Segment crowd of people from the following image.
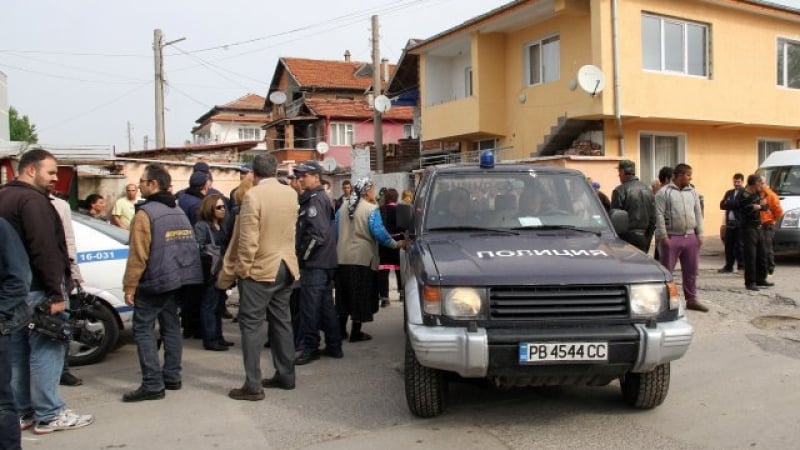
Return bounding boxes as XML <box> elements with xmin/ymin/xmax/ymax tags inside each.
<box><xmin>1</xmin><ymin>149</ymin><xmax>782</xmax><ymax>447</ymax></box>
<box><xmin>0</xmin><ymin>151</ymin><xmax>413</xmax><ymax>447</ymax></box>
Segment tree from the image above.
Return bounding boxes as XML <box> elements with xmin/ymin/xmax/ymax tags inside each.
<box><xmin>9</xmin><ymin>106</ymin><xmax>38</xmax><ymax>143</ymax></box>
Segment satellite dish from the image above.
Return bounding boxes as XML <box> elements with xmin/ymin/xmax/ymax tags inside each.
<box><xmin>373</xmin><ymin>94</ymin><xmax>392</xmax><ymax>113</ymax></box>
<box><xmin>321</xmin><ymin>157</ymin><xmax>337</xmax><ymax>173</ymax></box>
<box><xmin>576</xmin><ymin>65</ymin><xmax>605</xmax><ymax>96</ymax></box>
<box><xmin>316</xmin><ymin>141</ymin><xmax>329</xmax><ymax>155</ymax></box>
<box><xmin>269</xmin><ymin>91</ymin><xmax>287</xmax><ymax>105</ymax></box>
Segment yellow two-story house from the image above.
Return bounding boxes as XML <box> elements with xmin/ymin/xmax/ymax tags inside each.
<box><xmin>394</xmin><ymin>0</ymin><xmax>800</xmax><ymax>222</ymax></box>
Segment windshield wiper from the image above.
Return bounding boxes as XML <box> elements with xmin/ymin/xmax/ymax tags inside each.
<box><xmin>510</xmin><ymin>224</ymin><xmax>602</xmax><ymax>236</ymax></box>
<box><xmin>427</xmin><ymin>226</ymin><xmax>519</xmax><ymax>235</ymax></box>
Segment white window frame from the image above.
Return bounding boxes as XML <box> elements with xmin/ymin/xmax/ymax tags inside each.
<box><xmin>403</xmin><ymin>124</ymin><xmax>417</xmax><ymax>139</ymax></box>
<box><xmin>330</xmin><ymin>122</ymin><xmax>354</xmax><ymax>146</ymax></box>
<box><xmin>777</xmin><ymin>37</ymin><xmax>800</xmax><ymax>89</ymax></box>
<box><xmin>641</xmin><ymin>13</ymin><xmax>709</xmax><ymax>77</ymax></box>
<box><xmin>757</xmin><ymin>138</ymin><xmax>791</xmax><ymax>165</ymax></box>
<box><xmin>524</xmin><ymin>34</ymin><xmax>560</xmax><ymax>86</ymax></box>
<box><xmin>238</xmin><ymin>128</ymin><xmax>260</xmax><ymax>141</ymax></box>
<box><xmin>638</xmin><ymin>132</ymin><xmax>687</xmax><ymax>183</ymax></box>
<box><xmin>472</xmin><ymin>138</ymin><xmax>497</xmax><ymax>152</ymax></box>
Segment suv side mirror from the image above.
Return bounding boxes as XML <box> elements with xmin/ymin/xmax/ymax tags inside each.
<box><xmin>609</xmin><ymin>209</ymin><xmax>629</xmax><ymax>235</ymax></box>
<box><xmin>396</xmin><ymin>203</ymin><xmax>414</xmax><ymax>231</ymax></box>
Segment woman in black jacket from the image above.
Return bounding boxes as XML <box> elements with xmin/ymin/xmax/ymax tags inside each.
<box><xmin>377</xmin><ymin>188</ymin><xmax>403</xmax><ymax>307</ymax></box>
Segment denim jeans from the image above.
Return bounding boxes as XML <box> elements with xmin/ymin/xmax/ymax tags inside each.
<box><xmin>201</xmin><ymin>284</ymin><xmax>224</xmax><ymax>346</ymax></box>
<box><xmin>298</xmin><ymin>268</ymin><xmax>341</xmax><ymax>352</ymax></box>
<box><xmin>133</xmin><ymin>290</ymin><xmax>182</xmax><ymax>391</ymax></box>
<box><xmin>9</xmin><ymin>290</ymin><xmax>66</xmax><ymax>422</ymax></box>
<box><xmin>0</xmin><ymin>334</ymin><xmax>21</xmax><ymax>450</ymax></box>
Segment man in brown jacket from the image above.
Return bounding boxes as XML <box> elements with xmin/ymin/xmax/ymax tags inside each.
<box><xmin>218</xmin><ymin>154</ymin><xmax>300</xmax><ymax>400</ymax></box>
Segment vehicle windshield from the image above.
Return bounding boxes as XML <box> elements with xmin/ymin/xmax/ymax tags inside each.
<box><xmin>72</xmin><ymin>212</ymin><xmax>130</xmax><ymax>245</ymax></box>
<box><xmin>762</xmin><ymin>165</ymin><xmax>800</xmax><ymax>195</ymax></box>
<box><xmin>424</xmin><ymin>171</ymin><xmax>611</xmax><ymax>233</ymax></box>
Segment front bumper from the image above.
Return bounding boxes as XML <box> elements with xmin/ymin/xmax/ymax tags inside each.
<box><xmin>407</xmin><ymin>318</ymin><xmax>694</xmax><ymax>378</ymax></box>
<box><xmin>773</xmin><ymin>227</ymin><xmax>800</xmax><ymax>252</ymax></box>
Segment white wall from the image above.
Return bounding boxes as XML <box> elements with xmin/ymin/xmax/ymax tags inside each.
<box><xmin>424</xmin><ymin>53</ymin><xmax>472</xmax><ymax>106</ymax></box>
<box><xmin>192</xmin><ymin>120</ymin><xmax>265</xmax><ymax>149</ymax></box>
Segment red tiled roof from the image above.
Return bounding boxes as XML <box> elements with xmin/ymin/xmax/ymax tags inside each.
<box><xmin>304</xmin><ymin>98</ymin><xmax>412</xmax><ymax>121</ymax></box>
<box><xmin>282</xmin><ymin>57</ymin><xmax>396</xmax><ymax>90</ymax></box>
<box><xmin>222</xmin><ymin>93</ymin><xmax>266</xmax><ymax>110</ymax></box>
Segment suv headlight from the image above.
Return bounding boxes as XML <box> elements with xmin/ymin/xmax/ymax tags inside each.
<box><xmin>629</xmin><ymin>283</ymin><xmax>668</xmax><ymax>317</ymax></box>
<box><xmin>780</xmin><ymin>208</ymin><xmax>800</xmax><ymax>228</ymax></box>
<box><xmin>422</xmin><ymin>286</ymin><xmax>487</xmax><ymax>319</ymax></box>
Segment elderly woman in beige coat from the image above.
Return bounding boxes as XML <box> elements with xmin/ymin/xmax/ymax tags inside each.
<box><xmin>335</xmin><ymin>178</ymin><xmax>405</xmax><ymax>342</ymax></box>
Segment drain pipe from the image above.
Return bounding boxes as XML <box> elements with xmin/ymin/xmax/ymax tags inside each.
<box><xmin>611</xmin><ymin>0</ymin><xmax>624</xmax><ymax>156</ymax></box>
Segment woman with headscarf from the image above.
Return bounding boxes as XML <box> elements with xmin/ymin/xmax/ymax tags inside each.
<box><xmin>335</xmin><ymin>178</ymin><xmax>405</xmax><ymax>342</ymax></box>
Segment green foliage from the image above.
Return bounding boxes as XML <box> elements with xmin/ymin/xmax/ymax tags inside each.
<box><xmin>9</xmin><ymin>106</ymin><xmax>38</xmax><ymax>143</ymax></box>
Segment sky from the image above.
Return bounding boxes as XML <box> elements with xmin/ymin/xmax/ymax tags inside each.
<box><xmin>2</xmin><ymin>0</ymin><xmax>800</xmax><ymax>152</ymax></box>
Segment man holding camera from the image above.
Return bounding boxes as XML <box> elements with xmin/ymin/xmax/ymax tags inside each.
<box><xmin>0</xmin><ymin>149</ymin><xmax>93</xmax><ymax>435</ymax></box>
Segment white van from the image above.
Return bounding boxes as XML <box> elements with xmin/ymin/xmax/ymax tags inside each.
<box><xmin>757</xmin><ymin>149</ymin><xmax>800</xmax><ymax>252</ymax></box>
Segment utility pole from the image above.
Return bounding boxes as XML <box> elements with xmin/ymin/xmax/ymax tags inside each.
<box><xmin>127</xmin><ymin>121</ymin><xmax>134</xmax><ymax>151</ymax></box>
<box><xmin>153</xmin><ymin>29</ymin><xmax>185</xmax><ymax>150</ymax></box>
<box><xmin>371</xmin><ymin>15</ymin><xmax>383</xmax><ymax>173</ymax></box>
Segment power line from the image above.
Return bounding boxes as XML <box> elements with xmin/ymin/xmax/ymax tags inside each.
<box><xmin>0</xmin><ymin>62</ymin><xmax>145</xmax><ymax>85</ymax></box>
<box><xmin>0</xmin><ymin>49</ymin><xmax>151</xmax><ymax>58</ymax></box>
<box><xmin>168</xmin><ymin>84</ymin><xmax>214</xmax><ymax>109</ymax></box>
<box><xmin>171</xmin><ymin>44</ymin><xmax>264</xmax><ymax>88</ymax></box>
<box><xmin>182</xmin><ymin>0</ymin><xmax>435</xmax><ymax>55</ymax></box>
<box><xmin>4</xmin><ymin>51</ymin><xmax>148</xmax><ymax>83</ymax></box>
<box><xmin>38</xmin><ymin>81</ymin><xmax>152</xmax><ymax>132</ymax></box>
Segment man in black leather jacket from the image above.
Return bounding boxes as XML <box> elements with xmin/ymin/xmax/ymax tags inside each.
<box><xmin>611</xmin><ymin>160</ymin><xmax>657</xmax><ymax>253</ymax></box>
<box><xmin>293</xmin><ymin>161</ymin><xmax>342</xmax><ymax>365</ymax></box>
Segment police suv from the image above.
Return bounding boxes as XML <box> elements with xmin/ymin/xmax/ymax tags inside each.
<box><xmin>397</xmin><ymin>155</ymin><xmax>694</xmax><ymax>417</ymax></box>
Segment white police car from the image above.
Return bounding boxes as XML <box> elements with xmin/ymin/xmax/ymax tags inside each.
<box><xmin>69</xmin><ymin>213</ymin><xmax>132</xmax><ymax>365</ymax></box>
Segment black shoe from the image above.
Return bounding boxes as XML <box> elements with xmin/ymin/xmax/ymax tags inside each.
<box><xmin>164</xmin><ymin>381</ymin><xmax>182</xmax><ymax>391</ymax></box>
<box><xmin>349</xmin><ymin>332</ymin><xmax>372</xmax><ymax>343</ymax></box>
<box><xmin>203</xmin><ymin>343</ymin><xmax>229</xmax><ymax>351</ymax></box>
<box><xmin>261</xmin><ymin>375</ymin><xmax>295</xmax><ymax>390</ymax></box>
<box><xmin>686</xmin><ymin>301</ymin><xmax>709</xmax><ymax>312</ymax></box>
<box><xmin>756</xmin><ymin>280</ymin><xmax>775</xmax><ymax>287</ymax></box>
<box><xmin>123</xmin><ymin>386</ymin><xmax>165</xmax><ymax>402</ymax></box>
<box><xmin>717</xmin><ymin>267</ymin><xmax>734</xmax><ymax>273</ymax></box>
<box><xmin>321</xmin><ymin>347</ymin><xmax>344</xmax><ymax>358</ymax></box>
<box><xmin>219</xmin><ymin>338</ymin><xmax>235</xmax><ymax>347</ymax></box>
<box><xmin>737</xmin><ymin>266</ymin><xmax>744</xmax><ymax>271</ymax></box>
<box><xmin>768</xmin><ymin>268</ymin><xmax>775</xmax><ymax>275</ymax></box>
<box><xmin>263</xmin><ymin>340</ymin><xmax>270</xmax><ymax>348</ymax></box>
<box><xmin>221</xmin><ymin>308</ymin><xmax>234</xmax><ymax>319</ymax></box>
<box><xmin>294</xmin><ymin>350</ymin><xmax>320</xmax><ymax>365</ymax></box>
<box><xmin>380</xmin><ymin>299</ymin><xmax>390</xmax><ymax>308</ymax></box>
<box><xmin>228</xmin><ymin>387</ymin><xmax>265</xmax><ymax>401</ymax></box>
<box><xmin>60</xmin><ymin>372</ymin><xmax>83</xmax><ymax>386</ymax></box>
<box><xmin>745</xmin><ymin>284</ymin><xmax>760</xmax><ymax>291</ymax></box>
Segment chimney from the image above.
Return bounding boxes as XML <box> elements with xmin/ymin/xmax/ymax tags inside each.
<box><xmin>381</xmin><ymin>57</ymin><xmax>389</xmax><ymax>85</ymax></box>
<box><xmin>344</xmin><ymin>50</ymin><xmax>351</xmax><ymax>62</ymax></box>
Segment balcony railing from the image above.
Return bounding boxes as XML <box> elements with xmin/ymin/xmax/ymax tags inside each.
<box><xmin>418</xmin><ymin>146</ymin><xmax>512</xmax><ymax>168</ymax></box>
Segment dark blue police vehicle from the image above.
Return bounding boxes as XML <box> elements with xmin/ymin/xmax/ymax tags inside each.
<box><xmin>397</xmin><ymin>154</ymin><xmax>693</xmax><ymax>417</ymax></box>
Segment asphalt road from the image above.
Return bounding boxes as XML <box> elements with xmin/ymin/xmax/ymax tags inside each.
<box><xmin>24</xmin><ymin>241</ymin><xmax>800</xmax><ymax>449</ymax></box>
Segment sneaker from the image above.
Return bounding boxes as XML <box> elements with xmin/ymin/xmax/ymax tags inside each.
<box><xmin>60</xmin><ymin>372</ymin><xmax>83</xmax><ymax>386</ymax></box>
<box><xmin>33</xmin><ymin>409</ymin><xmax>94</xmax><ymax>435</ymax></box>
<box><xmin>20</xmin><ymin>414</ymin><xmax>34</xmax><ymax>431</ymax></box>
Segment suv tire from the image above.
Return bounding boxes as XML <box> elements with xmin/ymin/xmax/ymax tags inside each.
<box><xmin>620</xmin><ymin>362</ymin><xmax>670</xmax><ymax>409</ymax></box>
<box><xmin>404</xmin><ymin>336</ymin><xmax>446</xmax><ymax>417</ymax></box>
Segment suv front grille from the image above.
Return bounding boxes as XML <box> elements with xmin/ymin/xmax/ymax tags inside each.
<box><xmin>489</xmin><ymin>285</ymin><xmax>628</xmax><ymax>320</ymax></box>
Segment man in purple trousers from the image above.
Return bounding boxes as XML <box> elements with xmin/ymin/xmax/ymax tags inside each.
<box><xmin>654</xmin><ymin>163</ymin><xmax>709</xmax><ymax>313</ymax></box>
